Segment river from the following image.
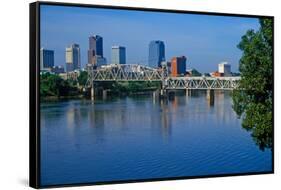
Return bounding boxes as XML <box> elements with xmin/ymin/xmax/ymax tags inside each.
<box><xmin>40</xmin><ymin>90</ymin><xmax>272</xmax><ymax>186</ymax></box>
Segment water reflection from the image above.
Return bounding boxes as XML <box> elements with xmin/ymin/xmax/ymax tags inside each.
<box><xmin>78</xmin><ymin>91</ymin><xmax>239</xmax><ymax>134</ymax></box>
<box><xmin>156</xmin><ymin>99</ymin><xmax>172</xmax><ymax>139</ymax></box>
<box><xmin>40</xmin><ymin>91</ymin><xmax>272</xmax><ymax>186</ymax></box>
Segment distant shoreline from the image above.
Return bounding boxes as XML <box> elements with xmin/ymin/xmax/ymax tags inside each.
<box><xmin>40</xmin><ymin>90</ymin><xmax>158</xmax><ymax>102</ymax></box>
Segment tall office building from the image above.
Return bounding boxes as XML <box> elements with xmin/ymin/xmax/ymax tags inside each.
<box><xmin>88</xmin><ymin>35</ymin><xmax>103</xmax><ymax>65</ymax></box>
<box><xmin>148</xmin><ymin>40</ymin><xmax>165</xmax><ymax>68</ymax></box>
<box><xmin>40</xmin><ymin>48</ymin><xmax>54</xmax><ymax>70</ymax></box>
<box><xmin>65</xmin><ymin>44</ymin><xmax>81</xmax><ymax>72</ymax></box>
<box><xmin>171</xmin><ymin>56</ymin><xmax>187</xmax><ymax>77</ymax></box>
<box><xmin>111</xmin><ymin>46</ymin><xmax>126</xmax><ymax>64</ymax></box>
<box><xmin>218</xmin><ymin>62</ymin><xmax>231</xmax><ymax>76</ymax></box>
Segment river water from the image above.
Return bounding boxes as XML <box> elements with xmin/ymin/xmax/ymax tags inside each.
<box><xmin>40</xmin><ymin>90</ymin><xmax>272</xmax><ymax>186</ymax></box>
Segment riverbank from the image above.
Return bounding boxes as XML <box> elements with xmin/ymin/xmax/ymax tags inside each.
<box><xmin>40</xmin><ymin>89</ymin><xmax>160</xmax><ymax>102</ymax></box>
<box><xmin>40</xmin><ymin>72</ymin><xmax>162</xmax><ymax>100</ymax></box>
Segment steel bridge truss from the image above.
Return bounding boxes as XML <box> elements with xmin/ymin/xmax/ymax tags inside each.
<box><xmin>165</xmin><ymin>77</ymin><xmax>240</xmax><ymax>90</ymax></box>
<box><xmin>86</xmin><ymin>64</ymin><xmax>240</xmax><ymax>90</ymax></box>
<box><xmin>87</xmin><ymin>64</ymin><xmax>165</xmax><ymax>82</ymax></box>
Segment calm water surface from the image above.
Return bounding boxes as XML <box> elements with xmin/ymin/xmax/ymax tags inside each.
<box><xmin>40</xmin><ymin>91</ymin><xmax>272</xmax><ymax>186</ymax></box>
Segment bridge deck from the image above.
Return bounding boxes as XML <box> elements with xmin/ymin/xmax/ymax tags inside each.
<box><xmin>86</xmin><ymin>64</ymin><xmax>240</xmax><ymax>90</ymax></box>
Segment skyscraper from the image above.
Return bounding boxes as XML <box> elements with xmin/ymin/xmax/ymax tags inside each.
<box><xmin>171</xmin><ymin>56</ymin><xmax>187</xmax><ymax>77</ymax></box>
<box><xmin>88</xmin><ymin>35</ymin><xmax>103</xmax><ymax>65</ymax></box>
<box><xmin>40</xmin><ymin>48</ymin><xmax>54</xmax><ymax>70</ymax></box>
<box><xmin>65</xmin><ymin>44</ymin><xmax>81</xmax><ymax>72</ymax></box>
<box><xmin>111</xmin><ymin>46</ymin><xmax>126</xmax><ymax>64</ymax></box>
<box><xmin>148</xmin><ymin>40</ymin><xmax>165</xmax><ymax>68</ymax></box>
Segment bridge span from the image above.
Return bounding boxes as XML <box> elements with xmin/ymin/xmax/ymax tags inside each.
<box><xmin>85</xmin><ymin>64</ymin><xmax>240</xmax><ymax>100</ymax></box>
<box><xmin>165</xmin><ymin>77</ymin><xmax>240</xmax><ymax>90</ymax></box>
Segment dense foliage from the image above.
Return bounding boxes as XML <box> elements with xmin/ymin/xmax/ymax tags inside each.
<box><xmin>190</xmin><ymin>69</ymin><xmax>202</xmax><ymax>76</ymax></box>
<box><xmin>40</xmin><ymin>72</ymin><xmax>161</xmax><ymax>98</ymax></box>
<box><xmin>109</xmin><ymin>81</ymin><xmax>161</xmax><ymax>94</ymax></box>
<box><xmin>232</xmin><ymin>18</ymin><xmax>273</xmax><ymax>150</ymax></box>
<box><xmin>40</xmin><ymin>73</ymin><xmax>79</xmax><ymax>97</ymax></box>
<box><xmin>77</xmin><ymin>71</ymin><xmax>88</xmax><ymax>86</ymax></box>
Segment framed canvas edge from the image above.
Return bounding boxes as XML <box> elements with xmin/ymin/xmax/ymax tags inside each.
<box><xmin>29</xmin><ymin>1</ymin><xmax>274</xmax><ymax>189</ymax></box>
<box><xmin>30</xmin><ymin>1</ymin><xmax>42</xmax><ymax>189</ymax></box>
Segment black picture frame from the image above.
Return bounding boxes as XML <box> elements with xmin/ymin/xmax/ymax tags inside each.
<box><xmin>29</xmin><ymin>1</ymin><xmax>274</xmax><ymax>188</ymax></box>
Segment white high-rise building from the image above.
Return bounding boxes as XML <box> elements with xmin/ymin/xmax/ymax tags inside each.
<box><xmin>66</xmin><ymin>44</ymin><xmax>81</xmax><ymax>72</ymax></box>
<box><xmin>218</xmin><ymin>62</ymin><xmax>231</xmax><ymax>76</ymax></box>
<box><xmin>111</xmin><ymin>46</ymin><xmax>126</xmax><ymax>64</ymax></box>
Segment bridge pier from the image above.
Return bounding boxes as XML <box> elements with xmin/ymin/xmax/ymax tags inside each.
<box><xmin>206</xmin><ymin>89</ymin><xmax>214</xmax><ymax>106</ymax></box>
<box><xmin>102</xmin><ymin>89</ymin><xmax>108</xmax><ymax>100</ymax></box>
<box><xmin>153</xmin><ymin>89</ymin><xmax>160</xmax><ymax>100</ymax></box>
<box><xmin>153</xmin><ymin>88</ymin><xmax>169</xmax><ymax>101</ymax></box>
<box><xmin>186</xmin><ymin>89</ymin><xmax>191</xmax><ymax>96</ymax></box>
<box><xmin>160</xmin><ymin>89</ymin><xmax>166</xmax><ymax>97</ymax></box>
<box><xmin>91</xmin><ymin>83</ymin><xmax>95</xmax><ymax>101</ymax></box>
<box><xmin>91</xmin><ymin>87</ymin><xmax>94</xmax><ymax>101</ymax></box>
<box><xmin>161</xmin><ymin>89</ymin><xmax>163</xmax><ymax>96</ymax></box>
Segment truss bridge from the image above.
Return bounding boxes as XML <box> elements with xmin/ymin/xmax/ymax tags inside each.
<box><xmin>87</xmin><ymin>64</ymin><xmax>240</xmax><ymax>90</ymax></box>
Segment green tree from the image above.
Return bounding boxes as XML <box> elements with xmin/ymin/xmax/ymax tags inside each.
<box><xmin>232</xmin><ymin>18</ymin><xmax>273</xmax><ymax>150</ymax></box>
<box><xmin>40</xmin><ymin>73</ymin><xmax>79</xmax><ymax>97</ymax></box>
<box><xmin>190</xmin><ymin>69</ymin><xmax>202</xmax><ymax>76</ymax></box>
<box><xmin>40</xmin><ymin>73</ymin><xmax>63</xmax><ymax>96</ymax></box>
<box><xmin>77</xmin><ymin>71</ymin><xmax>88</xmax><ymax>86</ymax></box>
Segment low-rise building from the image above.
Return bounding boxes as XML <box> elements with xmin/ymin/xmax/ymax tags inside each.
<box><xmin>51</xmin><ymin>65</ymin><xmax>65</xmax><ymax>74</ymax></box>
<box><xmin>211</xmin><ymin>71</ymin><xmax>223</xmax><ymax>77</ymax></box>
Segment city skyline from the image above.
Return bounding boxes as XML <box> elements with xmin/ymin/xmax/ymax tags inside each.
<box><xmin>40</xmin><ymin>5</ymin><xmax>260</xmax><ymax>73</ymax></box>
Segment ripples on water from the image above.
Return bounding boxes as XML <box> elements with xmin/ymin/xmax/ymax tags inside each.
<box><xmin>40</xmin><ymin>90</ymin><xmax>272</xmax><ymax>186</ymax></box>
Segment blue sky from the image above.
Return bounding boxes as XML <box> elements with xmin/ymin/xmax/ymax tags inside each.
<box><xmin>40</xmin><ymin>5</ymin><xmax>260</xmax><ymax>73</ymax></box>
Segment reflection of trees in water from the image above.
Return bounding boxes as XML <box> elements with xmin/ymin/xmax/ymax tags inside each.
<box><xmin>83</xmin><ymin>90</ymin><xmax>235</xmax><ymax>141</ymax></box>
<box><xmin>88</xmin><ymin>97</ymin><xmax>172</xmax><ymax>140</ymax></box>
<box><xmin>150</xmin><ymin>98</ymin><xmax>172</xmax><ymax>139</ymax></box>
<box><xmin>214</xmin><ymin>90</ymin><xmax>237</xmax><ymax>127</ymax></box>
<box><xmin>169</xmin><ymin>90</ymin><xmax>236</xmax><ymax>128</ymax></box>
<box><xmin>41</xmin><ymin>102</ymin><xmax>69</xmax><ymax>128</ymax></box>
<box><xmin>88</xmin><ymin>109</ymin><xmax>105</xmax><ymax>129</ymax></box>
<box><xmin>159</xmin><ymin>99</ymin><xmax>172</xmax><ymax>138</ymax></box>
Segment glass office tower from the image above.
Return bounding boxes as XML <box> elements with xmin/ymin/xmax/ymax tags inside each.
<box><xmin>148</xmin><ymin>40</ymin><xmax>165</xmax><ymax>68</ymax></box>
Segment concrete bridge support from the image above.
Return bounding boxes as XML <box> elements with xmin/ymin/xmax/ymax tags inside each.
<box><xmin>186</xmin><ymin>89</ymin><xmax>191</xmax><ymax>96</ymax></box>
<box><xmin>153</xmin><ymin>89</ymin><xmax>160</xmax><ymax>100</ymax></box>
<box><xmin>160</xmin><ymin>89</ymin><xmax>167</xmax><ymax>98</ymax></box>
<box><xmin>206</xmin><ymin>89</ymin><xmax>214</xmax><ymax>106</ymax></box>
<box><xmin>160</xmin><ymin>89</ymin><xmax>166</xmax><ymax>97</ymax></box>
<box><xmin>153</xmin><ymin>88</ymin><xmax>169</xmax><ymax>101</ymax></box>
<box><xmin>102</xmin><ymin>89</ymin><xmax>108</xmax><ymax>100</ymax></box>
<box><xmin>91</xmin><ymin>85</ymin><xmax>95</xmax><ymax>101</ymax></box>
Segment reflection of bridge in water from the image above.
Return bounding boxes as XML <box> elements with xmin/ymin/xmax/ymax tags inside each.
<box><xmin>86</xmin><ymin>64</ymin><xmax>240</xmax><ymax>101</ymax></box>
